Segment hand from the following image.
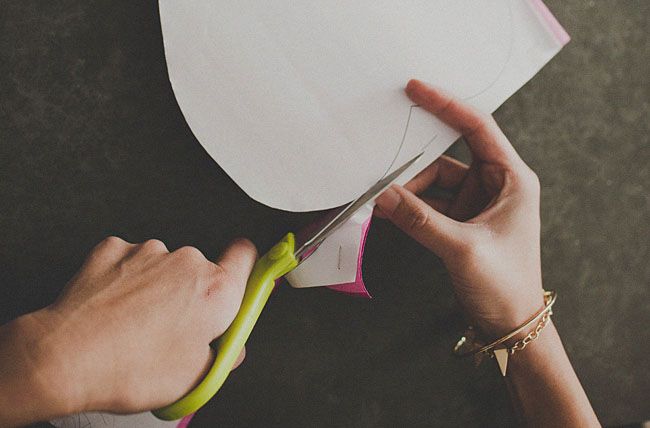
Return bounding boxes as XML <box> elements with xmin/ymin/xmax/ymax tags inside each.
<box><xmin>375</xmin><ymin>79</ymin><xmax>545</xmax><ymax>338</ymax></box>
<box><xmin>1</xmin><ymin>237</ymin><xmax>256</xmax><ymax>422</ymax></box>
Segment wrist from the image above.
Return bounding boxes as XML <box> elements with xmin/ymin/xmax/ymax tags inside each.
<box><xmin>473</xmin><ymin>289</ymin><xmax>546</xmax><ymax>340</ymax></box>
<box><xmin>503</xmin><ymin>321</ymin><xmax>599</xmax><ymax>424</ymax></box>
<box><xmin>506</xmin><ymin>320</ymin><xmax>562</xmax><ymax>367</ymax></box>
<box><xmin>0</xmin><ymin>309</ymin><xmax>87</xmax><ymax>424</ymax></box>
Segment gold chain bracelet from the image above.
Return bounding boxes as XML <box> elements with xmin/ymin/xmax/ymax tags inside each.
<box><xmin>509</xmin><ymin>309</ymin><xmax>552</xmax><ymax>353</ymax></box>
<box><xmin>453</xmin><ymin>290</ymin><xmax>557</xmax><ymax>376</ymax></box>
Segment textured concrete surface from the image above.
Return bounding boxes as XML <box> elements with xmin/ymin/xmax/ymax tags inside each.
<box><xmin>1</xmin><ymin>1</ymin><xmax>648</xmax><ymax>427</ymax></box>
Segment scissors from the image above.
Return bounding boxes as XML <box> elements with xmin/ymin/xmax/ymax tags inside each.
<box><xmin>153</xmin><ymin>153</ymin><xmax>423</xmax><ymax>420</ymax></box>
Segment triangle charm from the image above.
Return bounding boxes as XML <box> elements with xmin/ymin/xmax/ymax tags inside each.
<box><xmin>494</xmin><ymin>348</ymin><xmax>509</xmax><ymax>377</ymax></box>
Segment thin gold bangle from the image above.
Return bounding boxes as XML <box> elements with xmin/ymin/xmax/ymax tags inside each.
<box><xmin>454</xmin><ymin>290</ymin><xmax>556</xmax><ymax>358</ymax></box>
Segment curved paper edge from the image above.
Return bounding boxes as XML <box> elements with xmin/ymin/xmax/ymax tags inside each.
<box><xmin>325</xmin><ymin>214</ymin><xmax>372</xmax><ymax>298</ymax></box>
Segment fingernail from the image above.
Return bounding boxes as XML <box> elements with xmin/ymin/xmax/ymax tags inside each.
<box><xmin>375</xmin><ymin>186</ymin><xmax>401</xmax><ymax>216</ymax></box>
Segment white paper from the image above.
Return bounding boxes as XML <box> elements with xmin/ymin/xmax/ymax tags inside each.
<box><xmin>160</xmin><ymin>0</ymin><xmax>565</xmax><ymax>212</ymax></box>
<box><xmin>51</xmin><ymin>412</ymin><xmax>180</xmax><ymax>428</ymax></box>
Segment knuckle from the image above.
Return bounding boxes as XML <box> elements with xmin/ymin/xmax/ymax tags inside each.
<box><xmin>85</xmin><ymin>236</ymin><xmax>131</xmax><ymax>269</ymax></box>
<box><xmin>92</xmin><ymin>236</ymin><xmax>128</xmax><ymax>256</ymax></box>
<box><xmin>174</xmin><ymin>246</ymin><xmax>207</xmax><ymax>263</ymax></box>
<box><xmin>102</xmin><ymin>235</ymin><xmax>126</xmax><ymax>247</ymax></box>
<box><xmin>141</xmin><ymin>238</ymin><xmax>168</xmax><ymax>252</ymax></box>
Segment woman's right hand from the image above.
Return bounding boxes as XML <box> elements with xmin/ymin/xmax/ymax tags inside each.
<box><xmin>375</xmin><ymin>79</ymin><xmax>545</xmax><ymax>338</ymax></box>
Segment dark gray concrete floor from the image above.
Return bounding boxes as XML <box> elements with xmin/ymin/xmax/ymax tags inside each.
<box><xmin>1</xmin><ymin>1</ymin><xmax>648</xmax><ymax>427</ymax></box>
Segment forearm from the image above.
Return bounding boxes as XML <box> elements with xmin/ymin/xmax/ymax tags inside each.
<box><xmin>504</xmin><ymin>322</ymin><xmax>599</xmax><ymax>427</ymax></box>
<box><xmin>0</xmin><ymin>313</ymin><xmax>81</xmax><ymax>427</ymax></box>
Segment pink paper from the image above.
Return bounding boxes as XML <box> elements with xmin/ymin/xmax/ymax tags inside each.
<box><xmin>325</xmin><ymin>215</ymin><xmax>372</xmax><ymax>298</ymax></box>
<box><xmin>530</xmin><ymin>0</ymin><xmax>571</xmax><ymax>46</ymax></box>
<box><xmin>176</xmin><ymin>414</ymin><xmax>195</xmax><ymax>428</ymax></box>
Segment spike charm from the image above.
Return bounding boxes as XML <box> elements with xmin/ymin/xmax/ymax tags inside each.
<box><xmin>494</xmin><ymin>348</ymin><xmax>509</xmax><ymax>376</ymax></box>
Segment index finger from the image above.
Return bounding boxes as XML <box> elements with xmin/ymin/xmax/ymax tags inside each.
<box><xmin>405</xmin><ymin>79</ymin><xmax>522</xmax><ymax>166</ymax></box>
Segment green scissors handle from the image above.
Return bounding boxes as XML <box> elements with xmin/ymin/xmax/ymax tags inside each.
<box><xmin>153</xmin><ymin>233</ymin><xmax>299</xmax><ymax>420</ymax></box>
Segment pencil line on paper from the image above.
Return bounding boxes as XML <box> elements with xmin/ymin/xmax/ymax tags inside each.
<box><xmin>337</xmin><ymin>245</ymin><xmax>342</xmax><ymax>270</ymax></box>
<box><xmin>465</xmin><ymin>1</ymin><xmax>514</xmax><ymax>100</ymax></box>
<box><xmin>381</xmin><ymin>0</ymin><xmax>513</xmax><ymax>180</ymax></box>
<box><xmin>421</xmin><ymin>134</ymin><xmax>437</xmax><ymax>153</ymax></box>
<box><xmin>380</xmin><ymin>104</ymin><xmax>418</xmax><ymax>178</ymax></box>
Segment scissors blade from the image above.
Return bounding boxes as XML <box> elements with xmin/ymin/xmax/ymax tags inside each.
<box><xmin>294</xmin><ymin>152</ymin><xmax>424</xmax><ymax>261</ymax></box>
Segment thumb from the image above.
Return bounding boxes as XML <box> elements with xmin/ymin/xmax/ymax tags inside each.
<box><xmin>375</xmin><ymin>185</ymin><xmax>464</xmax><ymax>257</ymax></box>
<box><xmin>215</xmin><ymin>238</ymin><xmax>258</xmax><ymax>287</ymax></box>
<box><xmin>208</xmin><ymin>238</ymin><xmax>258</xmax><ymax>333</ymax></box>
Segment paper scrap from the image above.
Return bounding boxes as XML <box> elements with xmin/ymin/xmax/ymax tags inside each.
<box><xmin>51</xmin><ymin>412</ymin><xmax>193</xmax><ymax>428</ymax></box>
<box><xmin>286</xmin><ymin>205</ymin><xmax>373</xmax><ymax>297</ymax></box>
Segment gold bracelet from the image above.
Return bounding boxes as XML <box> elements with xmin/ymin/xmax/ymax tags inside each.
<box><xmin>453</xmin><ymin>290</ymin><xmax>556</xmax><ymax>376</ymax></box>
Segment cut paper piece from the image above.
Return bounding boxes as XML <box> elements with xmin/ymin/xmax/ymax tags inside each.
<box><xmin>326</xmin><ymin>214</ymin><xmax>373</xmax><ymax>298</ymax></box>
<box><xmin>286</xmin><ymin>205</ymin><xmax>372</xmax><ymax>298</ymax></box>
<box><xmin>160</xmin><ymin>0</ymin><xmax>569</xmax><ymax>212</ymax></box>
<box><xmin>51</xmin><ymin>412</ymin><xmax>194</xmax><ymax>427</ymax></box>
